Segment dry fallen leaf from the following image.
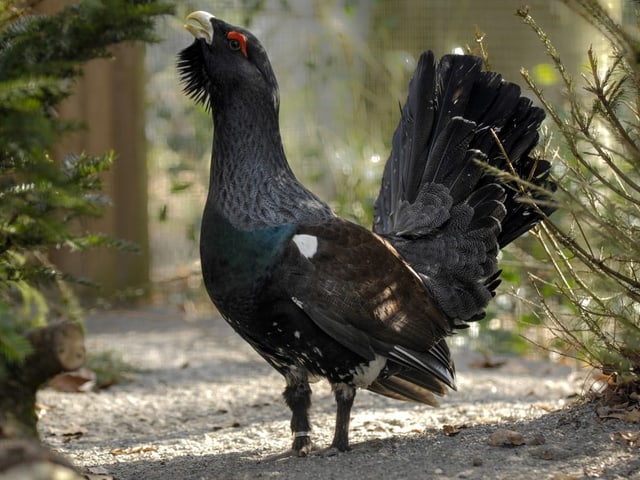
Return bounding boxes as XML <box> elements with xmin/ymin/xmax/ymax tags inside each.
<box><xmin>443</xmin><ymin>424</ymin><xmax>468</xmax><ymax>436</ymax></box>
<box><xmin>48</xmin><ymin>368</ymin><xmax>97</xmax><ymax>392</ymax></box>
<box><xmin>211</xmin><ymin>420</ymin><xmax>241</xmax><ymax>431</ymax></box>
<box><xmin>363</xmin><ymin>421</ymin><xmax>386</xmax><ymax>432</ymax></box>
<box><xmin>487</xmin><ymin>428</ymin><xmax>525</xmax><ymax>447</ymax></box>
<box><xmin>611</xmin><ymin>431</ymin><xmax>640</xmax><ymax>447</ymax></box>
<box><xmin>599</xmin><ymin>407</ymin><xmax>640</xmax><ymax>423</ymax></box>
<box><xmin>110</xmin><ymin>446</ymin><xmax>157</xmax><ymax>456</ymax></box>
<box><xmin>624</xmin><ymin>409</ymin><xmax>640</xmax><ymax>423</ymax></box>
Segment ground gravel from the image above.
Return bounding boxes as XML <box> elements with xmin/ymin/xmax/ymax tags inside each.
<box><xmin>37</xmin><ymin>307</ymin><xmax>640</xmax><ymax>480</ymax></box>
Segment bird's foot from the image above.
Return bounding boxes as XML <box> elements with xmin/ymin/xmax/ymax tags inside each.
<box><xmin>308</xmin><ymin>438</ymin><xmax>350</xmax><ymax>457</ymax></box>
<box><xmin>292</xmin><ymin>431</ymin><xmax>313</xmax><ymax>457</ymax></box>
<box><xmin>260</xmin><ymin>437</ymin><xmax>312</xmax><ymax>463</ymax></box>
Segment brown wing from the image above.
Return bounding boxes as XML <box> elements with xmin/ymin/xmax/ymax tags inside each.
<box><xmin>273</xmin><ymin>217</ymin><xmax>455</xmax><ymax>388</ymax></box>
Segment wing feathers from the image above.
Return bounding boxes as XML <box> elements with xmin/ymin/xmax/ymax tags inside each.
<box><xmin>274</xmin><ymin>218</ymin><xmax>456</xmax><ymax>396</ymax></box>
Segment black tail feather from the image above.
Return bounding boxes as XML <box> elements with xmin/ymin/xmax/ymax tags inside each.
<box><xmin>368</xmin><ymin>342</ymin><xmax>454</xmax><ymax>404</ymax></box>
<box><xmin>447</xmin><ymin>150</ymin><xmax>487</xmax><ymax>203</ymax></box>
<box><xmin>368</xmin><ymin>339</ymin><xmax>455</xmax><ymax>404</ymax></box>
<box><xmin>422</xmin><ymin>117</ymin><xmax>476</xmax><ymax>189</ymax></box>
<box><xmin>373</xmin><ymin>50</ymin><xmax>556</xmax><ymax>324</ymax></box>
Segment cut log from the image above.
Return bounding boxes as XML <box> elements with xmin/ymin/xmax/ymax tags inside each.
<box><xmin>0</xmin><ymin>322</ymin><xmax>86</xmax><ymax>439</ymax></box>
<box><xmin>0</xmin><ymin>437</ymin><xmax>83</xmax><ymax>479</ymax></box>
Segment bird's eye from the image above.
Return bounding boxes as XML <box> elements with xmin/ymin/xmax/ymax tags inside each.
<box><xmin>226</xmin><ymin>31</ymin><xmax>248</xmax><ymax>58</ymax></box>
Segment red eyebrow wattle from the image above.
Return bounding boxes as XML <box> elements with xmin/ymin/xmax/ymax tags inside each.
<box><xmin>227</xmin><ymin>31</ymin><xmax>248</xmax><ymax>58</ymax></box>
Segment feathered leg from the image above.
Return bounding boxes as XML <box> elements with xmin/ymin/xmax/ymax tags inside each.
<box><xmin>283</xmin><ymin>373</ymin><xmax>312</xmax><ymax>456</ymax></box>
<box><xmin>330</xmin><ymin>383</ymin><xmax>356</xmax><ymax>452</ymax></box>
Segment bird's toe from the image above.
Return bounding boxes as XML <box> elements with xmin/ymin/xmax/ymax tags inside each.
<box><xmin>292</xmin><ymin>434</ymin><xmax>313</xmax><ymax>457</ymax></box>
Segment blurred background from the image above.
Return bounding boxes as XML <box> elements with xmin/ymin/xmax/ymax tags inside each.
<box><xmin>42</xmin><ymin>0</ymin><xmax>628</xmax><ymax>356</ymax></box>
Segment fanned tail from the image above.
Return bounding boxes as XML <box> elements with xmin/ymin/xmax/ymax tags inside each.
<box><xmin>374</xmin><ymin>52</ymin><xmax>556</xmax><ymax>325</ymax></box>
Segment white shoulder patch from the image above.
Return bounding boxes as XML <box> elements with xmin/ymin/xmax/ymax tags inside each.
<box><xmin>292</xmin><ymin>234</ymin><xmax>318</xmax><ymax>259</ymax></box>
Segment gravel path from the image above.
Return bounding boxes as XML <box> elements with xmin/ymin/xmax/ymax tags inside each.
<box><xmin>37</xmin><ymin>307</ymin><xmax>640</xmax><ymax>479</ymax></box>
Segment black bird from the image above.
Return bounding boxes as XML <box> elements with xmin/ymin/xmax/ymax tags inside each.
<box><xmin>178</xmin><ymin>11</ymin><xmax>555</xmax><ymax>455</ymax></box>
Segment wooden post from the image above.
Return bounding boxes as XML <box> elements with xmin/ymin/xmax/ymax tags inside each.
<box><xmin>38</xmin><ymin>1</ymin><xmax>150</xmax><ymax>298</ymax></box>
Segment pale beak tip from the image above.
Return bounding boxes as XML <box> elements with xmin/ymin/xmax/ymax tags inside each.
<box><xmin>184</xmin><ymin>11</ymin><xmax>215</xmax><ymax>44</ymax></box>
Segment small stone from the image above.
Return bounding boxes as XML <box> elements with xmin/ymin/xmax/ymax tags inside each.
<box><xmin>472</xmin><ymin>457</ymin><xmax>483</xmax><ymax>466</ymax></box>
<box><xmin>434</xmin><ymin>468</ymin><xmax>444</xmax><ymax>475</ymax></box>
<box><xmin>487</xmin><ymin>428</ymin><xmax>525</xmax><ymax>447</ymax></box>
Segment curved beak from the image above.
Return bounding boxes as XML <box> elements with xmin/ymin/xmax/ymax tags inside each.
<box><xmin>185</xmin><ymin>11</ymin><xmax>215</xmax><ymax>44</ymax></box>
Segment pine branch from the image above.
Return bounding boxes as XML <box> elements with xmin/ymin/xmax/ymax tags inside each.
<box><xmin>517</xmin><ymin>3</ymin><xmax>640</xmax><ymax>382</ymax></box>
<box><xmin>0</xmin><ymin>0</ymin><xmax>174</xmax><ymax>82</ymax></box>
<box><xmin>0</xmin><ymin>0</ymin><xmax>174</xmax><ymax>390</ymax></box>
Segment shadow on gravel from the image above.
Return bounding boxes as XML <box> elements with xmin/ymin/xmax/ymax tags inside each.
<box><xmin>42</xmin><ymin>310</ymin><xmax>638</xmax><ymax>479</ymax></box>
<box><xmin>88</xmin><ymin>404</ymin><xmax>640</xmax><ymax>480</ymax></box>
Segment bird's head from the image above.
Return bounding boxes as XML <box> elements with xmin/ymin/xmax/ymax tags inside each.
<box><xmin>178</xmin><ymin>11</ymin><xmax>280</xmax><ymax>113</ymax></box>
